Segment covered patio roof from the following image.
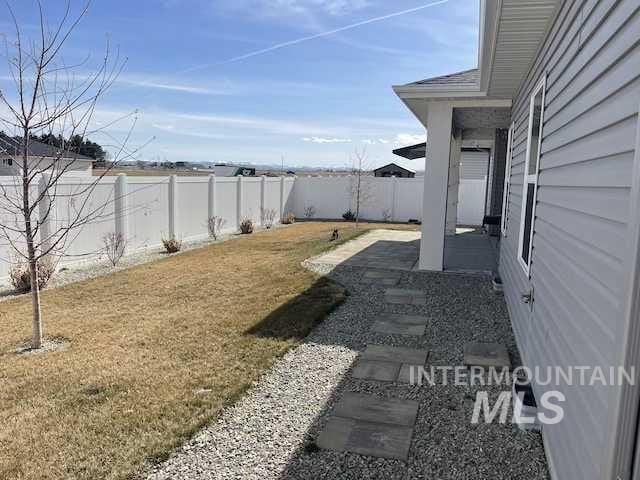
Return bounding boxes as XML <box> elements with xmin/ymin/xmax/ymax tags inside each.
<box><xmin>392</xmin><ymin>142</ymin><xmax>426</xmax><ymax>160</ymax></box>
<box><xmin>392</xmin><ymin>0</ymin><xmax>560</xmax><ymax>128</ymax></box>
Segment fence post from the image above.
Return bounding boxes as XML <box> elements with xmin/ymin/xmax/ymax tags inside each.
<box><xmin>391</xmin><ymin>175</ymin><xmax>398</xmax><ymax>222</ymax></box>
<box><xmin>38</xmin><ymin>174</ymin><xmax>52</xmax><ymax>259</ymax></box>
<box><xmin>236</xmin><ymin>175</ymin><xmax>243</xmax><ymax>229</ymax></box>
<box><xmin>208</xmin><ymin>174</ymin><xmax>216</xmax><ymax>221</ymax></box>
<box><xmin>168</xmin><ymin>175</ymin><xmax>178</xmax><ymax>239</ymax></box>
<box><xmin>279</xmin><ymin>176</ymin><xmax>286</xmax><ymax>220</ymax></box>
<box><xmin>260</xmin><ymin>175</ymin><xmax>267</xmax><ymax>225</ymax></box>
<box><xmin>114</xmin><ymin>173</ymin><xmax>128</xmax><ymax>252</ymax></box>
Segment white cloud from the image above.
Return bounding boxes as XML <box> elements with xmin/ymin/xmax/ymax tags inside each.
<box><xmin>117</xmin><ymin>77</ymin><xmax>231</xmax><ymax>96</ymax></box>
<box><xmin>224</xmin><ymin>0</ymin><xmax>371</xmax><ymax>18</ymax></box>
<box><xmin>302</xmin><ymin>136</ymin><xmax>352</xmax><ymax>143</ymax></box>
<box><xmin>394</xmin><ymin>133</ymin><xmax>426</xmax><ymax>146</ymax></box>
<box><xmin>378</xmin><ymin>138</ymin><xmax>390</xmax><ymax>144</ymax></box>
<box><xmin>362</xmin><ymin>139</ymin><xmax>376</xmax><ymax>145</ymax></box>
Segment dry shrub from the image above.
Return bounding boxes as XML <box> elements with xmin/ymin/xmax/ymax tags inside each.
<box><xmin>9</xmin><ymin>260</ymin><xmax>55</xmax><ymax>292</ymax></box>
<box><xmin>281</xmin><ymin>212</ymin><xmax>295</xmax><ymax>225</ymax></box>
<box><xmin>208</xmin><ymin>216</ymin><xmax>226</xmax><ymax>240</ymax></box>
<box><xmin>162</xmin><ymin>237</ymin><xmax>182</xmax><ymax>253</ymax></box>
<box><xmin>303</xmin><ymin>206</ymin><xmax>316</xmax><ymax>218</ymax></box>
<box><xmin>239</xmin><ymin>218</ymin><xmax>254</xmax><ymax>234</ymax></box>
<box><xmin>260</xmin><ymin>208</ymin><xmax>277</xmax><ymax>229</ymax></box>
<box><xmin>103</xmin><ymin>232</ymin><xmax>126</xmax><ymax>266</ymax></box>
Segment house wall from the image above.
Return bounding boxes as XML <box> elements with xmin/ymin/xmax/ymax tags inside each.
<box><xmin>498</xmin><ymin>1</ymin><xmax>640</xmax><ymax>479</ymax></box>
<box><xmin>0</xmin><ymin>157</ymin><xmax>92</xmax><ymax>176</ymax></box>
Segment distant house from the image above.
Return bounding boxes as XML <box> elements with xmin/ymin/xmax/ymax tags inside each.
<box><xmin>213</xmin><ymin>164</ymin><xmax>256</xmax><ymax>177</ymax></box>
<box><xmin>0</xmin><ymin>134</ymin><xmax>93</xmax><ymax>176</ymax></box>
<box><xmin>373</xmin><ymin>163</ymin><xmax>415</xmax><ymax>178</ymax></box>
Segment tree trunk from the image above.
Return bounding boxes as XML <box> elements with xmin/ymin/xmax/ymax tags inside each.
<box><xmin>21</xmin><ymin>130</ymin><xmax>44</xmax><ymax>349</ymax></box>
<box><xmin>29</xmin><ymin>258</ymin><xmax>43</xmax><ymax>349</ymax></box>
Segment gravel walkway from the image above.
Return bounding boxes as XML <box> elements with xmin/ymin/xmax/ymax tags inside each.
<box><xmin>144</xmin><ymin>258</ymin><xmax>549</xmax><ymax>479</ymax></box>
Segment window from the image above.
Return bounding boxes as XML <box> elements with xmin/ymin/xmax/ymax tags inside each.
<box><xmin>518</xmin><ymin>76</ymin><xmax>546</xmax><ymax>275</ymax></box>
<box><xmin>501</xmin><ymin>122</ymin><xmax>514</xmax><ymax>236</ymax></box>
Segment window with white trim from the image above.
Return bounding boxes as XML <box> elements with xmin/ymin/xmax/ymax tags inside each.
<box><xmin>518</xmin><ymin>76</ymin><xmax>546</xmax><ymax>275</ymax></box>
<box><xmin>501</xmin><ymin>122</ymin><xmax>514</xmax><ymax>236</ymax></box>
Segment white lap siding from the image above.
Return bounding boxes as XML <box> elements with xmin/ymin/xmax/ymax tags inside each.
<box><xmin>499</xmin><ymin>1</ymin><xmax>640</xmax><ymax>479</ymax></box>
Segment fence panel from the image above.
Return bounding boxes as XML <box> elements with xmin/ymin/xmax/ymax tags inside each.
<box><xmin>177</xmin><ymin>177</ymin><xmax>209</xmax><ymax>241</ymax></box>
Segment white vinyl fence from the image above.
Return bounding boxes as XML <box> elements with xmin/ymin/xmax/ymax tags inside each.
<box><xmin>457</xmin><ymin>178</ymin><xmax>488</xmax><ymax>226</ymax></box>
<box><xmin>0</xmin><ymin>174</ymin><xmax>425</xmax><ymax>281</ymax></box>
<box><xmin>292</xmin><ymin>176</ymin><xmax>423</xmax><ymax>223</ymax></box>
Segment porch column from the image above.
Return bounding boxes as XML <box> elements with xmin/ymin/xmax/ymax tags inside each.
<box><xmin>419</xmin><ymin>102</ymin><xmax>453</xmax><ymax>271</ymax></box>
<box><xmin>446</xmin><ymin>129</ymin><xmax>462</xmax><ymax>235</ymax></box>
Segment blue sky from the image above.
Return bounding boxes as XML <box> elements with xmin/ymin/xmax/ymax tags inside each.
<box><xmin>0</xmin><ymin>0</ymin><xmax>479</xmax><ymax>170</ymax></box>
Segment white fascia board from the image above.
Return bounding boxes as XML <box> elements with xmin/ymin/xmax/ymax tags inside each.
<box><xmin>478</xmin><ymin>0</ymin><xmax>500</xmax><ymax>93</ymax></box>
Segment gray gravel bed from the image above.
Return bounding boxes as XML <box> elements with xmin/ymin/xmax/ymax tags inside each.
<box><xmin>143</xmin><ymin>261</ymin><xmax>549</xmax><ymax>480</ymax></box>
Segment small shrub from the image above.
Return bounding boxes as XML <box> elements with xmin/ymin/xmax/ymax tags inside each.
<box><xmin>342</xmin><ymin>210</ymin><xmax>356</xmax><ymax>221</ymax></box>
<box><xmin>103</xmin><ymin>232</ymin><xmax>126</xmax><ymax>266</ymax></box>
<box><xmin>208</xmin><ymin>216</ymin><xmax>226</xmax><ymax>240</ymax></box>
<box><xmin>260</xmin><ymin>208</ymin><xmax>277</xmax><ymax>229</ymax></box>
<box><xmin>162</xmin><ymin>237</ymin><xmax>182</xmax><ymax>253</ymax></box>
<box><xmin>9</xmin><ymin>260</ymin><xmax>55</xmax><ymax>292</ymax></box>
<box><xmin>304</xmin><ymin>206</ymin><xmax>316</xmax><ymax>219</ymax></box>
<box><xmin>381</xmin><ymin>208</ymin><xmax>392</xmax><ymax>222</ymax></box>
<box><xmin>281</xmin><ymin>212</ymin><xmax>295</xmax><ymax>225</ymax></box>
<box><xmin>239</xmin><ymin>218</ymin><xmax>254</xmax><ymax>234</ymax></box>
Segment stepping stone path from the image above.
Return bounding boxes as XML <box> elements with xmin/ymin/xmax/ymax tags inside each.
<box><xmin>371</xmin><ymin>313</ymin><xmax>428</xmax><ymax>336</ymax></box>
<box><xmin>360</xmin><ymin>269</ymin><xmax>402</xmax><ymax>286</ymax></box>
<box><xmin>354</xmin><ymin>344</ymin><xmax>430</xmax><ymax>384</ymax></box>
<box><xmin>384</xmin><ymin>288</ymin><xmax>427</xmax><ymax>305</ymax></box>
<box><xmin>316</xmin><ymin>392</ymin><xmax>419</xmax><ymax>460</ymax></box>
<box><xmin>463</xmin><ymin>342</ymin><xmax>511</xmax><ymax>368</ymax></box>
<box><xmin>316</xmin><ymin>283</ymin><xmax>430</xmax><ymax>461</ymax></box>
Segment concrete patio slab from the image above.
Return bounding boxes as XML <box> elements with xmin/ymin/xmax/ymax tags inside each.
<box><xmin>384</xmin><ymin>288</ymin><xmax>427</xmax><ymax>305</ymax></box>
<box><xmin>309</xmin><ymin>229</ymin><xmax>420</xmax><ymax>271</ymax></box>
<box><xmin>332</xmin><ymin>392</ymin><xmax>419</xmax><ymax>427</ymax></box>
<box><xmin>316</xmin><ymin>417</ymin><xmax>414</xmax><ymax>461</ymax></box>
<box><xmin>362</xmin><ymin>270</ymin><xmax>403</xmax><ymax>280</ymax></box>
<box><xmin>463</xmin><ymin>342</ymin><xmax>511</xmax><ymax>368</ymax></box>
<box><xmin>360</xmin><ymin>277</ymin><xmax>400</xmax><ymax>287</ymax></box>
<box><xmin>315</xmin><ymin>417</ymin><xmax>354</xmax><ymax>452</ymax></box>
<box><xmin>346</xmin><ymin>421</ymin><xmax>414</xmax><ymax>461</ymax></box>
<box><xmin>397</xmin><ymin>364</ymin><xmax>428</xmax><ymax>384</ymax></box>
<box><xmin>361</xmin><ymin>344</ymin><xmax>429</xmax><ymax>366</ymax></box>
<box><xmin>352</xmin><ymin>359</ymin><xmax>401</xmax><ymax>382</ymax></box>
<box><xmin>371</xmin><ymin>320</ymin><xmax>426</xmax><ymax>336</ymax></box>
<box><xmin>377</xmin><ymin>313</ymin><xmax>429</xmax><ymax>325</ymax></box>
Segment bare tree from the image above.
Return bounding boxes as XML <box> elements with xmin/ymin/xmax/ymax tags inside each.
<box><xmin>348</xmin><ymin>148</ymin><xmax>374</xmax><ymax>227</ymax></box>
<box><xmin>0</xmin><ymin>1</ymin><xmax>140</xmax><ymax>349</ymax></box>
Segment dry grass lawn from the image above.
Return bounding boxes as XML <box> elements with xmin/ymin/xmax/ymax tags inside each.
<box><xmin>0</xmin><ymin>222</ymin><xmax>416</xmax><ymax>480</ymax></box>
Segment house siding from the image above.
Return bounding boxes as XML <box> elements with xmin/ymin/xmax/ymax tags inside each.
<box><xmin>498</xmin><ymin>1</ymin><xmax>640</xmax><ymax>479</ymax></box>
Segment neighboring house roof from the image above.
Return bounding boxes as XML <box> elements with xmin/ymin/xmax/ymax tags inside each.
<box><xmin>392</xmin><ymin>143</ymin><xmax>426</xmax><ymax>160</ymax></box>
<box><xmin>0</xmin><ymin>134</ymin><xmax>94</xmax><ymax>161</ymax></box>
<box><xmin>373</xmin><ymin>163</ymin><xmax>416</xmax><ymax>174</ymax></box>
<box><xmin>404</xmin><ymin>69</ymin><xmax>479</xmax><ymax>88</ymax></box>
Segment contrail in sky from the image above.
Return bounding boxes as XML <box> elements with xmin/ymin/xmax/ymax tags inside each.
<box><xmin>179</xmin><ymin>0</ymin><xmax>451</xmax><ymax>73</ymax></box>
